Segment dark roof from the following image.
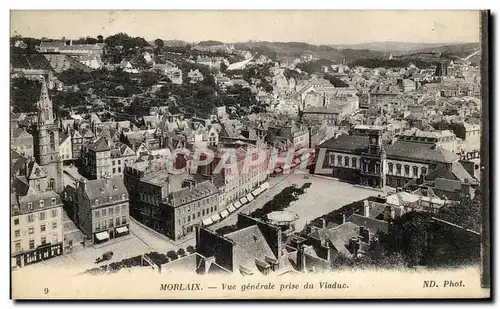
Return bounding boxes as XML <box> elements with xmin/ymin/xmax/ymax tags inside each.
<box><xmin>317</xmin><ymin>134</ymin><xmax>369</xmax><ymax>154</ymax></box>
<box><xmin>81</xmin><ymin>176</ymin><xmax>128</xmax><ymax>206</ymax></box>
<box><xmin>346</xmin><ymin>214</ymin><xmax>388</xmax><ymax>234</ymax></box>
<box><xmin>225</xmin><ymin>225</ymin><xmax>276</xmax><ymax>273</ymax></box>
<box><xmin>91</xmin><ymin>136</ymin><xmax>110</xmax><ymax>152</ymax></box>
<box><xmin>169</xmin><ymin>180</ymin><xmax>218</xmax><ymax>207</ymax></box>
<box><xmin>386</xmin><ymin>140</ymin><xmax>459</xmax><ymax>164</ymax></box>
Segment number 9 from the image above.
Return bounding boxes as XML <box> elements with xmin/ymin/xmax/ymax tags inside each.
<box><xmin>44</xmin><ymin>288</ymin><xmax>49</xmax><ymax>294</ymax></box>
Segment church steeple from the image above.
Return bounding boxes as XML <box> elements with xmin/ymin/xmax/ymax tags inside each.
<box><xmin>37</xmin><ymin>79</ymin><xmax>54</xmax><ymax>125</ymax></box>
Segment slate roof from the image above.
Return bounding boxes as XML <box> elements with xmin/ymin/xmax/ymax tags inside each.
<box><xmin>168</xmin><ymin>180</ymin><xmax>218</xmax><ymax>207</ymax></box>
<box><xmin>346</xmin><ymin>214</ymin><xmax>389</xmax><ymax>234</ymax></box>
<box><xmin>317</xmin><ymin>134</ymin><xmax>369</xmax><ymax>155</ymax></box>
<box><xmin>90</xmin><ymin>136</ymin><xmax>110</xmax><ymax>152</ymax></box>
<box><xmin>224</xmin><ymin>225</ymin><xmax>277</xmax><ymax>274</ymax></box>
<box><xmin>82</xmin><ymin>176</ymin><xmax>128</xmax><ymax>207</ymax></box>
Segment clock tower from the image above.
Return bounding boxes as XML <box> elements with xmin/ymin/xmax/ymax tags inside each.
<box><xmin>359</xmin><ymin>129</ymin><xmax>386</xmax><ymax>188</ymax></box>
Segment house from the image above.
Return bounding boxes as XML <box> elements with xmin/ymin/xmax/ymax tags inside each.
<box><xmin>72</xmin><ymin>177</ymin><xmax>130</xmax><ymax>243</ymax></box>
<box><xmin>152</xmin><ymin>62</ymin><xmax>183</xmax><ymax>84</ymax></box>
<box><xmin>11</xmin><ymin>127</ymin><xmax>34</xmax><ymax>159</ymax></box>
<box><xmin>59</xmin><ymin>134</ymin><xmax>73</xmax><ymax>162</ymax></box>
<box><xmin>187</xmin><ymin>69</ymin><xmax>204</xmax><ymax>83</ymax></box>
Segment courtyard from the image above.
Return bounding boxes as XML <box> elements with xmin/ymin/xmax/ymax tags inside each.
<box><xmin>210</xmin><ymin>173</ymin><xmax>382</xmax><ymax>232</ymax></box>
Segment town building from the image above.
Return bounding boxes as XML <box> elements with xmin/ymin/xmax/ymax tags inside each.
<box><xmin>315</xmin><ymin>127</ymin><xmax>467</xmax><ymax>189</ymax></box>
<box><xmin>11</xmin><ymin>126</ymin><xmax>34</xmax><ymax>159</ymax></box>
<box><xmin>71</xmin><ymin>177</ymin><xmax>130</xmax><ymax>243</ymax></box>
<box><xmin>11</xmin><ymin>183</ymin><xmax>64</xmax><ymax>267</ymax></box>
<box><xmin>37</xmin><ymin>41</ymin><xmax>105</xmax><ymax>56</ymax></box>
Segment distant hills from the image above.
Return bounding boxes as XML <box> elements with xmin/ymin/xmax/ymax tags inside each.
<box><xmin>331</xmin><ymin>41</ymin><xmax>479</xmax><ymax>53</ymax></box>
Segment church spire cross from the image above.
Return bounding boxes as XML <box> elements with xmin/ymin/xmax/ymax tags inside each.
<box><xmin>37</xmin><ymin>78</ymin><xmax>54</xmax><ymax>125</ymax></box>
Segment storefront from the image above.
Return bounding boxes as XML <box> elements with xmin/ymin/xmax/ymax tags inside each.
<box><xmin>115</xmin><ymin>225</ymin><xmax>129</xmax><ymax>237</ymax></box>
<box><xmin>20</xmin><ymin>243</ymin><xmax>63</xmax><ymax>267</ymax></box>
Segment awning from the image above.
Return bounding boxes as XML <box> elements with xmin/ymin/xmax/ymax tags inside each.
<box><xmin>260</xmin><ymin>182</ymin><xmax>270</xmax><ymax>191</ymax></box>
<box><xmin>211</xmin><ymin>214</ymin><xmax>221</xmax><ymax>222</ymax></box>
<box><xmin>115</xmin><ymin>226</ymin><xmax>129</xmax><ymax>234</ymax></box>
<box><xmin>240</xmin><ymin>197</ymin><xmax>249</xmax><ymax>205</ymax></box>
<box><xmin>95</xmin><ymin>231</ymin><xmax>109</xmax><ymax>241</ymax></box>
<box><xmin>246</xmin><ymin>193</ymin><xmax>254</xmax><ymax>202</ymax></box>
<box><xmin>220</xmin><ymin>210</ymin><xmax>229</xmax><ymax>218</ymax></box>
<box><xmin>233</xmin><ymin>201</ymin><xmax>242</xmax><ymax>209</ymax></box>
<box><xmin>251</xmin><ymin>188</ymin><xmax>263</xmax><ymax>197</ymax></box>
<box><xmin>202</xmin><ymin>218</ymin><xmax>213</xmax><ymax>226</ymax></box>
<box><xmin>227</xmin><ymin>205</ymin><xmax>236</xmax><ymax>213</ymax></box>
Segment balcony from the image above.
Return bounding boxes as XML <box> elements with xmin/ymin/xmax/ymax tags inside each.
<box><xmin>360</xmin><ymin>169</ymin><xmax>383</xmax><ymax>176</ymax></box>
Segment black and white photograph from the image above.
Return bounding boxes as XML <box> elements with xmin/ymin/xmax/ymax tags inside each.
<box><xmin>9</xmin><ymin>10</ymin><xmax>491</xmax><ymax>299</ymax></box>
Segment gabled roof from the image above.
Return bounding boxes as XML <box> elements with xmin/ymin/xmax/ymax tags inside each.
<box><xmin>26</xmin><ymin>161</ymin><xmax>47</xmax><ymax>180</ymax></box>
<box><xmin>12</xmin><ymin>127</ymin><xmax>32</xmax><ymax>139</ymax></box>
<box><xmin>224</xmin><ymin>225</ymin><xmax>276</xmax><ymax>273</ymax></box>
<box><xmin>91</xmin><ymin>136</ymin><xmax>110</xmax><ymax>152</ymax></box>
<box><xmin>317</xmin><ymin>134</ymin><xmax>369</xmax><ymax>154</ymax></box>
<box><xmin>386</xmin><ymin>141</ymin><xmax>459</xmax><ymax>164</ymax></box>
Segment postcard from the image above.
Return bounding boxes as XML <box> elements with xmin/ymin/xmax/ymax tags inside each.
<box><xmin>9</xmin><ymin>10</ymin><xmax>490</xmax><ymax>299</ymax></box>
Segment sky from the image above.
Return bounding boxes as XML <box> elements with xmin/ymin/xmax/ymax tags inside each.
<box><xmin>10</xmin><ymin>10</ymin><xmax>481</xmax><ymax>45</ymax></box>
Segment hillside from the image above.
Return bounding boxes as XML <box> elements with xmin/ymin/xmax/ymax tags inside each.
<box><xmin>332</xmin><ymin>41</ymin><xmax>458</xmax><ymax>53</ymax></box>
<box><xmin>405</xmin><ymin>42</ymin><xmax>480</xmax><ymax>58</ymax></box>
<box><xmin>233</xmin><ymin>41</ymin><xmax>386</xmax><ymax>62</ymax></box>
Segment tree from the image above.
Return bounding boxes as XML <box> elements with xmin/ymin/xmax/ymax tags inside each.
<box><xmin>97</xmin><ymin>35</ymin><xmax>104</xmax><ymax>43</ymax></box>
<box><xmin>177</xmin><ymin>248</ymin><xmax>186</xmax><ymax>257</ymax></box>
<box><xmin>166</xmin><ymin>250</ymin><xmax>178</xmax><ymax>261</ymax></box>
<box><xmin>220</xmin><ymin>61</ymin><xmax>228</xmax><ymax>73</ymax></box>
<box><xmin>10</xmin><ymin>78</ymin><xmax>42</xmax><ymax>113</ymax></box>
<box><xmin>186</xmin><ymin>246</ymin><xmax>195</xmax><ymax>254</ymax></box>
<box><xmin>154</xmin><ymin>39</ymin><xmax>164</xmax><ymax>49</ymax></box>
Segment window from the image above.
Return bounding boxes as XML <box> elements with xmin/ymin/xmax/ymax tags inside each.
<box><xmin>52</xmin><ymin>221</ymin><xmax>57</xmax><ymax>229</ymax></box>
<box><xmin>202</xmin><ymin>209</ymin><xmax>205</xmax><ymax>216</ymax></box>
<box><xmin>95</xmin><ymin>210</ymin><xmax>100</xmax><ymax>218</ymax></box>
<box><xmin>49</xmin><ymin>132</ymin><xmax>55</xmax><ymax>150</ymax></box>
<box><xmin>28</xmin><ymin>227</ymin><xmax>34</xmax><ymax>235</ymax></box>
<box><xmin>96</xmin><ymin>221</ymin><xmax>101</xmax><ymax>231</ymax></box>
<box><xmin>413</xmin><ymin>166</ymin><xmax>418</xmax><ymax>177</ymax></box>
<box><xmin>122</xmin><ymin>205</ymin><xmax>127</xmax><ymax>212</ymax></box>
<box><xmin>109</xmin><ymin>218</ymin><xmax>113</xmax><ymax>227</ymax></box>
<box><xmin>51</xmin><ymin>209</ymin><xmax>58</xmax><ymax>218</ymax></box>
<box><xmin>351</xmin><ymin>158</ymin><xmax>357</xmax><ymax>168</ymax></box>
<box><xmin>109</xmin><ymin>207</ymin><xmax>114</xmax><ymax>215</ymax></box>
<box><xmin>102</xmin><ymin>209</ymin><xmax>107</xmax><ymax>216</ymax></box>
<box><xmin>39</xmin><ymin>212</ymin><xmax>46</xmax><ymax>221</ymax></box>
<box><xmin>121</xmin><ymin>216</ymin><xmax>126</xmax><ymax>224</ymax></box>
<box><xmin>421</xmin><ymin>167</ymin><xmax>427</xmax><ymax>175</ymax></box>
<box><xmin>404</xmin><ymin>165</ymin><xmax>410</xmax><ymax>176</ymax></box>
<box><xmin>48</xmin><ymin>179</ymin><xmax>55</xmax><ymax>191</ymax></box>
<box><xmin>188</xmin><ymin>205</ymin><xmax>191</xmax><ymax>212</ymax></box>
<box><xmin>29</xmin><ymin>239</ymin><xmax>35</xmax><ymax>250</ymax></box>
<box><xmin>52</xmin><ymin>234</ymin><xmax>58</xmax><ymax>243</ymax></box>
<box><xmin>41</xmin><ymin>224</ymin><xmax>46</xmax><ymax>232</ymax></box>
<box><xmin>388</xmin><ymin>163</ymin><xmax>393</xmax><ymax>174</ymax></box>
<box><xmin>103</xmin><ymin>220</ymin><xmax>107</xmax><ymax>229</ymax></box>
<box><xmin>27</xmin><ymin>202</ymin><xmax>33</xmax><ymax>211</ymax></box>
<box><xmin>39</xmin><ymin>200</ymin><xmax>45</xmax><ymax>207</ymax></box>
<box><xmin>14</xmin><ymin>230</ymin><xmax>20</xmax><ymax>238</ymax></box>
<box><xmin>198</xmin><ymin>211</ymin><xmax>201</xmax><ymax>218</ymax></box>
<box><xmin>329</xmin><ymin>154</ymin><xmax>336</xmax><ymax>166</ymax></box>
<box><xmin>183</xmin><ymin>218</ymin><xmax>186</xmax><ymax>224</ymax></box>
<box><xmin>41</xmin><ymin>237</ymin><xmax>47</xmax><ymax>245</ymax></box>
<box><xmin>188</xmin><ymin>215</ymin><xmax>191</xmax><ymax>222</ymax></box>
<box><xmin>28</xmin><ymin>214</ymin><xmax>34</xmax><ymax>223</ymax></box>
<box><xmin>118</xmin><ymin>160</ymin><xmax>121</xmax><ymax>165</ymax></box>
<box><xmin>15</xmin><ymin>241</ymin><xmax>21</xmax><ymax>252</ymax></box>
<box><xmin>113</xmin><ymin>168</ymin><xmax>116</xmax><ymax>174</ymax></box>
<box><xmin>112</xmin><ymin>160</ymin><xmax>116</xmax><ymax>166</ymax></box>
<box><xmin>116</xmin><ymin>206</ymin><xmax>120</xmax><ymax>213</ymax></box>
<box><xmin>337</xmin><ymin>155</ymin><xmax>342</xmax><ymax>166</ymax></box>
<box><xmin>344</xmin><ymin>157</ymin><xmax>349</xmax><ymax>167</ymax></box>
<box><xmin>118</xmin><ymin>167</ymin><xmax>121</xmax><ymax>173</ymax></box>
<box><xmin>115</xmin><ymin>217</ymin><xmax>120</xmax><ymax>226</ymax></box>
<box><xmin>396</xmin><ymin>164</ymin><xmax>402</xmax><ymax>175</ymax></box>
<box><xmin>14</xmin><ymin>218</ymin><xmax>19</xmax><ymax>225</ymax></box>
<box><xmin>51</xmin><ymin>197</ymin><xmax>57</xmax><ymax>205</ymax></box>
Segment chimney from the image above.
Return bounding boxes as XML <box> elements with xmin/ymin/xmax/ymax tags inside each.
<box><xmin>363</xmin><ymin>200</ymin><xmax>370</xmax><ymax>217</ymax></box>
<box><xmin>320</xmin><ymin>218</ymin><xmax>326</xmax><ymax>229</ymax></box>
<box><xmin>79</xmin><ymin>178</ymin><xmax>87</xmax><ymax>191</ymax></box>
<box><xmin>69</xmin><ymin>39</ymin><xmax>73</xmax><ymax>46</ymax></box>
<box><xmin>341</xmin><ymin>213</ymin><xmax>346</xmax><ymax>224</ymax></box>
<box><xmin>297</xmin><ymin>245</ymin><xmax>307</xmax><ymax>272</ymax></box>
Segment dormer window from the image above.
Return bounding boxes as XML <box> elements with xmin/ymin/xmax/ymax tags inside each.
<box><xmin>51</xmin><ymin>197</ymin><xmax>57</xmax><ymax>205</ymax></box>
<box><xmin>95</xmin><ymin>199</ymin><xmax>99</xmax><ymax>205</ymax></box>
<box><xmin>121</xmin><ymin>194</ymin><xmax>126</xmax><ymax>200</ymax></box>
<box><xmin>39</xmin><ymin>200</ymin><xmax>45</xmax><ymax>207</ymax></box>
<box><xmin>27</xmin><ymin>203</ymin><xmax>33</xmax><ymax>211</ymax></box>
<box><xmin>108</xmin><ymin>196</ymin><xmax>113</xmax><ymax>201</ymax></box>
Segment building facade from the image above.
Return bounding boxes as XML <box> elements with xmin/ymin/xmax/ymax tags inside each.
<box><xmin>11</xmin><ymin>190</ymin><xmax>64</xmax><ymax>267</ymax></box>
